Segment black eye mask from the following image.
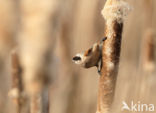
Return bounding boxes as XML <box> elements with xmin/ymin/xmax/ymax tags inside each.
<box><xmin>73</xmin><ymin>56</ymin><xmax>81</xmax><ymax>61</ymax></box>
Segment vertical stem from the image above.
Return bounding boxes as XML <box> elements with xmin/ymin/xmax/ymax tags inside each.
<box><xmin>18</xmin><ymin>1</ymin><xmax>57</xmax><ymax>113</ymax></box>
<box><xmin>30</xmin><ymin>94</ymin><xmax>41</xmax><ymax>113</ymax></box>
<box><xmin>96</xmin><ymin>0</ymin><xmax>130</xmax><ymax>112</ymax></box>
<box><xmin>10</xmin><ymin>50</ymin><xmax>23</xmax><ymax>113</ymax></box>
<box><xmin>41</xmin><ymin>88</ymin><xmax>49</xmax><ymax>113</ymax></box>
<box><xmin>30</xmin><ymin>89</ymin><xmax>49</xmax><ymax>113</ymax></box>
<box><xmin>143</xmin><ymin>0</ymin><xmax>153</xmax><ymax>28</ymax></box>
<box><xmin>97</xmin><ymin>21</ymin><xmax>123</xmax><ymax>113</ymax></box>
<box><xmin>141</xmin><ymin>30</ymin><xmax>155</xmax><ymax>72</ymax></box>
<box><xmin>140</xmin><ymin>0</ymin><xmax>155</xmax><ymax>72</ymax></box>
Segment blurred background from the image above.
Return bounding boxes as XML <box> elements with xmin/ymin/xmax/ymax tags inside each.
<box><xmin>0</xmin><ymin>0</ymin><xmax>155</xmax><ymax>113</ymax></box>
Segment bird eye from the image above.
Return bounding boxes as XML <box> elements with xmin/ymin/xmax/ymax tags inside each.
<box><xmin>102</xmin><ymin>37</ymin><xmax>107</xmax><ymax>41</ymax></box>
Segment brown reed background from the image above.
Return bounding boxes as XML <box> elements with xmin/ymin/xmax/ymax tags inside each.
<box><xmin>0</xmin><ymin>0</ymin><xmax>155</xmax><ymax>113</ymax></box>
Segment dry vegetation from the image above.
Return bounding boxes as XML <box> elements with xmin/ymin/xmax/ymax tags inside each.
<box><xmin>0</xmin><ymin>0</ymin><xmax>155</xmax><ymax>113</ymax></box>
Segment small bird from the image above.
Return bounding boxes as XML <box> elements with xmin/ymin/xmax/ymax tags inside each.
<box><xmin>72</xmin><ymin>37</ymin><xmax>107</xmax><ymax>75</ymax></box>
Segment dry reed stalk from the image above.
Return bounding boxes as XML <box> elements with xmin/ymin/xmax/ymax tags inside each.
<box><xmin>138</xmin><ymin>30</ymin><xmax>155</xmax><ymax>102</ymax></box>
<box><xmin>0</xmin><ymin>1</ymin><xmax>16</xmax><ymax>61</ymax></box>
<box><xmin>139</xmin><ymin>0</ymin><xmax>155</xmax><ymax>73</ymax></box>
<box><xmin>18</xmin><ymin>0</ymin><xmax>58</xmax><ymax>113</ymax></box>
<box><xmin>97</xmin><ymin>0</ymin><xmax>130</xmax><ymax>113</ymax></box>
<box><xmin>59</xmin><ymin>22</ymin><xmax>77</xmax><ymax>113</ymax></box>
<box><xmin>136</xmin><ymin>0</ymin><xmax>155</xmax><ymax>104</ymax></box>
<box><xmin>52</xmin><ymin>2</ymin><xmax>80</xmax><ymax>112</ymax></box>
<box><xmin>30</xmin><ymin>89</ymin><xmax>49</xmax><ymax>113</ymax></box>
<box><xmin>9</xmin><ymin>50</ymin><xmax>24</xmax><ymax>113</ymax></box>
<box><xmin>0</xmin><ymin>1</ymin><xmax>16</xmax><ymax>112</ymax></box>
<box><xmin>141</xmin><ymin>29</ymin><xmax>155</xmax><ymax>72</ymax></box>
<box><xmin>143</xmin><ymin>0</ymin><xmax>153</xmax><ymax>28</ymax></box>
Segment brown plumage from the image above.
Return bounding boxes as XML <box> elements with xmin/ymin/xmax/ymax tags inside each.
<box><xmin>73</xmin><ymin>37</ymin><xmax>107</xmax><ymax>74</ymax></box>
